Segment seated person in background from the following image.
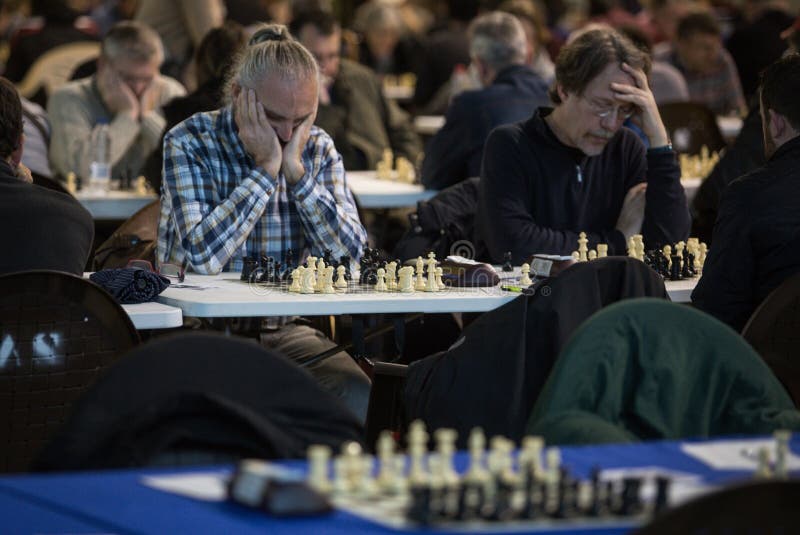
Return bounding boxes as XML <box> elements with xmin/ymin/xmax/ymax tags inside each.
<box><xmin>20</xmin><ymin>96</ymin><xmax>53</xmax><ymax>178</ymax></box>
<box><xmin>290</xmin><ymin>9</ymin><xmax>421</xmax><ymax>171</ymax></box>
<box><xmin>48</xmin><ymin>21</ymin><xmax>185</xmax><ymax>186</ymax></box>
<box><xmin>352</xmin><ymin>1</ymin><xmax>421</xmax><ymax>77</ymax></box>
<box><xmin>655</xmin><ymin>10</ymin><xmax>747</xmax><ymax>117</ymax></box>
<box><xmin>157</xmin><ymin>25</ymin><xmax>370</xmax><ymax>422</ymax></box>
<box><xmin>498</xmin><ymin>0</ymin><xmax>555</xmax><ymax>85</ymax></box>
<box><xmin>618</xmin><ymin>24</ymin><xmax>689</xmax><ymax>105</ymax></box>
<box><xmin>0</xmin><ymin>78</ymin><xmax>93</xmax><ymax>276</ymax></box>
<box><xmin>421</xmin><ymin>11</ymin><xmax>550</xmax><ymax>190</ymax></box>
<box><xmin>142</xmin><ymin>21</ymin><xmax>247</xmax><ymax>193</ymax></box>
<box><xmin>477</xmin><ymin>27</ymin><xmax>690</xmax><ymax>263</ymax></box>
<box><xmin>692</xmin><ymin>54</ymin><xmax>800</xmax><ymax>332</ymax></box>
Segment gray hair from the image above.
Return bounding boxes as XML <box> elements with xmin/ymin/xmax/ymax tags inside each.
<box><xmin>224</xmin><ymin>23</ymin><xmax>318</xmax><ymax>102</ymax></box>
<box><xmin>469</xmin><ymin>11</ymin><xmax>527</xmax><ymax>72</ymax></box>
<box><xmin>101</xmin><ymin>21</ymin><xmax>164</xmax><ymax>64</ymax></box>
<box><xmin>353</xmin><ymin>1</ymin><xmax>405</xmax><ymax>34</ymax></box>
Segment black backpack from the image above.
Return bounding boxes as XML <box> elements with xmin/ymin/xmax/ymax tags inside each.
<box><xmin>393</xmin><ymin>177</ymin><xmax>483</xmax><ymax>261</ymax></box>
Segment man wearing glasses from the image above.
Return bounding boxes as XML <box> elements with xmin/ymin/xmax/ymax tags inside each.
<box><xmin>48</xmin><ymin>21</ymin><xmax>185</xmax><ymax>184</ymax></box>
<box><xmin>477</xmin><ymin>27</ymin><xmax>690</xmax><ymax>263</ymax></box>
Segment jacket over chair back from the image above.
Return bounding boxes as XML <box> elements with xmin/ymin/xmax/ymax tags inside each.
<box><xmin>34</xmin><ymin>332</ymin><xmax>364</xmax><ymax>471</ymax></box>
<box><xmin>0</xmin><ymin>270</ymin><xmax>139</xmax><ymax>472</ymax></box>
<box><xmin>742</xmin><ymin>271</ymin><xmax>800</xmax><ymax>407</ymax></box>
<box><xmin>527</xmin><ymin>298</ymin><xmax>800</xmax><ymax>445</ymax></box>
<box><xmin>403</xmin><ymin>257</ymin><xmax>668</xmax><ymax>446</ymax></box>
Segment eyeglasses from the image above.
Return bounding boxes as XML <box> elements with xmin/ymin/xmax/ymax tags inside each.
<box><xmin>127</xmin><ymin>259</ymin><xmax>185</xmax><ymax>283</ymax></box>
<box><xmin>584</xmin><ymin>97</ymin><xmax>635</xmax><ymax>120</ymax></box>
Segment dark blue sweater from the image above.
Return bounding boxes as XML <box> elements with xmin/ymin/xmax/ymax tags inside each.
<box><xmin>421</xmin><ymin>64</ymin><xmax>550</xmax><ymax>190</ymax></box>
<box><xmin>476</xmin><ymin>108</ymin><xmax>691</xmax><ymax>263</ymax></box>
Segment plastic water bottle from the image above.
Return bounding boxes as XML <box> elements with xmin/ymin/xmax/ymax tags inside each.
<box><xmin>89</xmin><ymin>121</ymin><xmax>111</xmax><ymax>194</ymax></box>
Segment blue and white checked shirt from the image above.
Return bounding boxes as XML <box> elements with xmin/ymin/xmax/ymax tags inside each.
<box><xmin>157</xmin><ymin>106</ymin><xmax>367</xmax><ymax>275</ymax></box>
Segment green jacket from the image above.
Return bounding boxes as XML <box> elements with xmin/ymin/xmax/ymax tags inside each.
<box><xmin>527</xmin><ymin>298</ymin><xmax>800</xmax><ymax>444</ymax></box>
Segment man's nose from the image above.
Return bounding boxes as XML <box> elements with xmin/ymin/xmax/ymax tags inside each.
<box><xmin>275</xmin><ymin>123</ymin><xmax>293</xmax><ymax>143</ymax></box>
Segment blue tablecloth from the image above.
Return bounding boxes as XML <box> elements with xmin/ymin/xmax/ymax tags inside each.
<box><xmin>1</xmin><ymin>436</ymin><xmax>797</xmax><ymax>534</ymax></box>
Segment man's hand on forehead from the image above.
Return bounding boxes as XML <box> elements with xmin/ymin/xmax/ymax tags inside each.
<box><xmin>610</xmin><ymin>62</ymin><xmax>670</xmax><ymax>147</ymax></box>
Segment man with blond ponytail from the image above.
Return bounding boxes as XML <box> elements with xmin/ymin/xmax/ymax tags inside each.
<box><xmin>157</xmin><ymin>24</ymin><xmax>370</xmax><ymax>422</ymax></box>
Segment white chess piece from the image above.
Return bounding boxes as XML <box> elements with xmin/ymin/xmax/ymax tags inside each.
<box><xmin>334</xmin><ymin>265</ymin><xmax>348</xmax><ymax>289</ymax></box>
<box><xmin>434</xmin><ymin>428</ymin><xmax>459</xmax><ymax>487</ymax></box>
<box><xmin>386</xmin><ymin>261</ymin><xmax>398</xmax><ymax>291</ymax></box>
<box><xmin>578</xmin><ymin>232</ymin><xmax>588</xmax><ymax>262</ymax></box>
<box><xmin>398</xmin><ymin>266</ymin><xmax>415</xmax><ymax>293</ymax></box>
<box><xmin>633</xmin><ymin>234</ymin><xmax>645</xmax><ymax>262</ymax></box>
<box><xmin>376</xmin><ymin>431</ymin><xmax>398</xmax><ymax>493</ymax></box>
<box><xmin>415</xmin><ymin>256</ymin><xmax>426</xmax><ymax>291</ymax></box>
<box><xmin>520</xmin><ymin>435</ymin><xmax>544</xmax><ymax>481</ymax></box>
<box><xmin>315</xmin><ymin>258</ymin><xmax>327</xmax><ymax>292</ymax></box>
<box><xmin>375</xmin><ymin>268</ymin><xmax>388</xmax><ymax>291</ymax></box>
<box><xmin>597</xmin><ymin>244</ymin><xmax>608</xmax><ymax>258</ymax></box>
<box><xmin>464</xmin><ymin>427</ymin><xmax>488</xmax><ymax>483</ymax></box>
<box><xmin>435</xmin><ymin>267</ymin><xmax>445</xmax><ymax>291</ymax></box>
<box><xmin>520</xmin><ymin>263</ymin><xmax>533</xmax><ymax>286</ymax></box>
<box><xmin>588</xmin><ymin>250</ymin><xmax>597</xmax><ymax>261</ymax></box>
<box><xmin>65</xmin><ymin>172</ymin><xmax>77</xmax><ymax>194</ymax></box>
<box><xmin>321</xmin><ymin>266</ymin><xmax>335</xmax><ymax>294</ymax></box>
<box><xmin>307</xmin><ymin>444</ymin><xmax>332</xmax><ymax>493</ymax></box>
<box><xmin>289</xmin><ymin>267</ymin><xmax>302</xmax><ymax>292</ymax></box>
<box><xmin>301</xmin><ymin>267</ymin><xmax>316</xmax><ymax>294</ymax></box>
<box><xmin>774</xmin><ymin>430</ymin><xmax>791</xmax><ymax>479</ymax></box>
<box><xmin>425</xmin><ymin>252</ymin><xmax>438</xmax><ymax>292</ymax></box>
<box><xmin>571</xmin><ymin>251</ymin><xmax>580</xmax><ymax>261</ymax></box>
<box><xmin>628</xmin><ymin>237</ymin><xmax>637</xmax><ymax>258</ymax></box>
<box><xmin>407</xmin><ymin>420</ymin><xmax>429</xmax><ymax>485</ymax></box>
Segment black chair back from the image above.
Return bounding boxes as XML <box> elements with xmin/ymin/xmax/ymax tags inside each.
<box><xmin>742</xmin><ymin>271</ymin><xmax>800</xmax><ymax>406</ymax></box>
<box><xmin>0</xmin><ymin>270</ymin><xmax>139</xmax><ymax>472</ymax></box>
<box><xmin>34</xmin><ymin>332</ymin><xmax>364</xmax><ymax>471</ymax></box>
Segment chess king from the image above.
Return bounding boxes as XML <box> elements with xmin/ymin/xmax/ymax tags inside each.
<box><xmin>156</xmin><ymin>24</ymin><xmax>370</xmax><ymax>423</ymax></box>
<box><xmin>476</xmin><ymin>26</ymin><xmax>690</xmax><ymax>264</ymax></box>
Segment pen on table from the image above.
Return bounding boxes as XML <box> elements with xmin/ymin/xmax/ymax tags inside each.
<box><xmin>501</xmin><ymin>284</ymin><xmax>524</xmax><ymax>293</ymax></box>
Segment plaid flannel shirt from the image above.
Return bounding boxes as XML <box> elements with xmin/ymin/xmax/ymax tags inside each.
<box><xmin>157</xmin><ymin>106</ymin><xmax>366</xmax><ymax>274</ymax></box>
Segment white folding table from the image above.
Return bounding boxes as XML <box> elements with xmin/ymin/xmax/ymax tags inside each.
<box><xmin>346</xmin><ymin>171</ymin><xmax>436</xmax><ymax>209</ymax></box>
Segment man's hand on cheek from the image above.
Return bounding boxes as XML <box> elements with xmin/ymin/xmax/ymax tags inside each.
<box><xmin>235</xmin><ymin>88</ymin><xmax>281</xmax><ymax>178</ymax></box>
<box><xmin>281</xmin><ymin>113</ymin><xmax>315</xmax><ymax>184</ymax></box>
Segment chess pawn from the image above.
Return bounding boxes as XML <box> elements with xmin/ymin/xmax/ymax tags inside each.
<box><xmin>398</xmin><ymin>266</ymin><xmax>415</xmax><ymax>292</ymax></box>
<box><xmin>588</xmin><ymin>250</ymin><xmax>597</xmax><ymax>261</ymax></box>
<box><xmin>301</xmin><ymin>266</ymin><xmax>316</xmax><ymax>294</ymax></box>
<box><xmin>415</xmin><ymin>256</ymin><xmax>426</xmax><ymax>291</ymax></box>
<box><xmin>289</xmin><ymin>267</ymin><xmax>302</xmax><ymax>292</ymax></box>
<box><xmin>135</xmin><ymin>175</ymin><xmax>148</xmax><ymax>195</ymax></box>
<box><xmin>321</xmin><ymin>266</ymin><xmax>336</xmax><ymax>294</ymax></box>
<box><xmin>434</xmin><ymin>428</ymin><xmax>459</xmax><ymax>487</ymax></box>
<box><xmin>571</xmin><ymin>251</ymin><xmax>580</xmax><ymax>262</ymax></box>
<box><xmin>435</xmin><ymin>267</ymin><xmax>445</xmax><ymax>291</ymax></box>
<box><xmin>334</xmin><ymin>265</ymin><xmax>348</xmax><ymax>290</ymax></box>
<box><xmin>375</xmin><ymin>268</ymin><xmax>388</xmax><ymax>291</ymax></box>
<box><xmin>520</xmin><ymin>263</ymin><xmax>533</xmax><ymax>286</ymax></box>
<box><xmin>578</xmin><ymin>232</ymin><xmax>588</xmax><ymax>262</ymax></box>
<box><xmin>597</xmin><ymin>244</ymin><xmax>608</xmax><ymax>258</ymax></box>
<box><xmin>407</xmin><ymin>420</ymin><xmax>429</xmax><ymax>486</ymax></box>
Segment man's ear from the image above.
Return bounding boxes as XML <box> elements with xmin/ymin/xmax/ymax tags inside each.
<box><xmin>768</xmin><ymin>109</ymin><xmax>786</xmax><ymax>139</ymax></box>
<box><xmin>10</xmin><ymin>132</ymin><xmax>23</xmax><ymax>167</ymax></box>
<box><xmin>556</xmin><ymin>83</ymin><xmax>569</xmax><ymax>103</ymax></box>
<box><xmin>231</xmin><ymin>82</ymin><xmax>242</xmax><ymax>99</ymax></box>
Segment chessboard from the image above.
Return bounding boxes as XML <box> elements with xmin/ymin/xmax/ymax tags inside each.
<box><xmin>228</xmin><ymin>421</ymin><xmax>798</xmax><ymax>532</ymax></box>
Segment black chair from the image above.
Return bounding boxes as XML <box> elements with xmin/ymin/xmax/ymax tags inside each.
<box><xmin>637</xmin><ymin>480</ymin><xmax>800</xmax><ymax>534</ymax></box>
<box><xmin>0</xmin><ymin>270</ymin><xmax>139</xmax><ymax>472</ymax></box>
<box><xmin>34</xmin><ymin>332</ymin><xmax>364</xmax><ymax>471</ymax></box>
<box><xmin>401</xmin><ymin>257</ymin><xmax>669</xmax><ymax>447</ymax></box>
<box><xmin>659</xmin><ymin>102</ymin><xmax>727</xmax><ymax>155</ymax></box>
<box><xmin>742</xmin><ymin>271</ymin><xmax>800</xmax><ymax>407</ymax></box>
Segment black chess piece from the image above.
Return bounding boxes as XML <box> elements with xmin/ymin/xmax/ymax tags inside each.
<box><xmin>653</xmin><ymin>476</ymin><xmax>671</xmax><ymax>515</ymax></box>
<box><xmin>241</xmin><ymin>257</ymin><xmax>258</xmax><ymax>282</ymax></box>
<box><xmin>554</xmin><ymin>468</ymin><xmax>578</xmax><ymax>518</ymax></box>
<box><xmin>408</xmin><ymin>483</ymin><xmax>434</xmax><ymax>526</ymax></box>
<box><xmin>322</xmin><ymin>248</ymin><xmax>333</xmax><ymax>267</ymax></box>
<box><xmin>284</xmin><ymin>248</ymin><xmax>294</xmax><ymax>269</ymax></box>
<box><xmin>491</xmin><ymin>478</ymin><xmax>516</xmax><ymax>521</ymax></box>
<box><xmin>616</xmin><ymin>477</ymin><xmax>643</xmax><ymax>516</ymax></box>
<box><xmin>339</xmin><ymin>255</ymin><xmax>352</xmax><ymax>280</ymax></box>
<box><xmin>456</xmin><ymin>480</ymin><xmax>483</xmax><ymax>520</ymax></box>
<box><xmin>522</xmin><ymin>478</ymin><xmax>544</xmax><ymax>519</ymax></box>
<box><xmin>669</xmin><ymin>254</ymin><xmax>683</xmax><ymax>281</ymax></box>
<box><xmin>502</xmin><ymin>251</ymin><xmax>514</xmax><ymax>272</ymax></box>
<box><xmin>587</xmin><ymin>467</ymin><xmax>605</xmax><ymax>517</ymax></box>
<box><xmin>258</xmin><ymin>256</ymin><xmax>276</xmax><ymax>283</ymax></box>
<box><xmin>683</xmin><ymin>252</ymin><xmax>696</xmax><ymax>278</ymax></box>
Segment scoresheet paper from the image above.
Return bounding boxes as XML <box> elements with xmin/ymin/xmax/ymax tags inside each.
<box><xmin>681</xmin><ymin>437</ymin><xmax>800</xmax><ymax>471</ymax></box>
